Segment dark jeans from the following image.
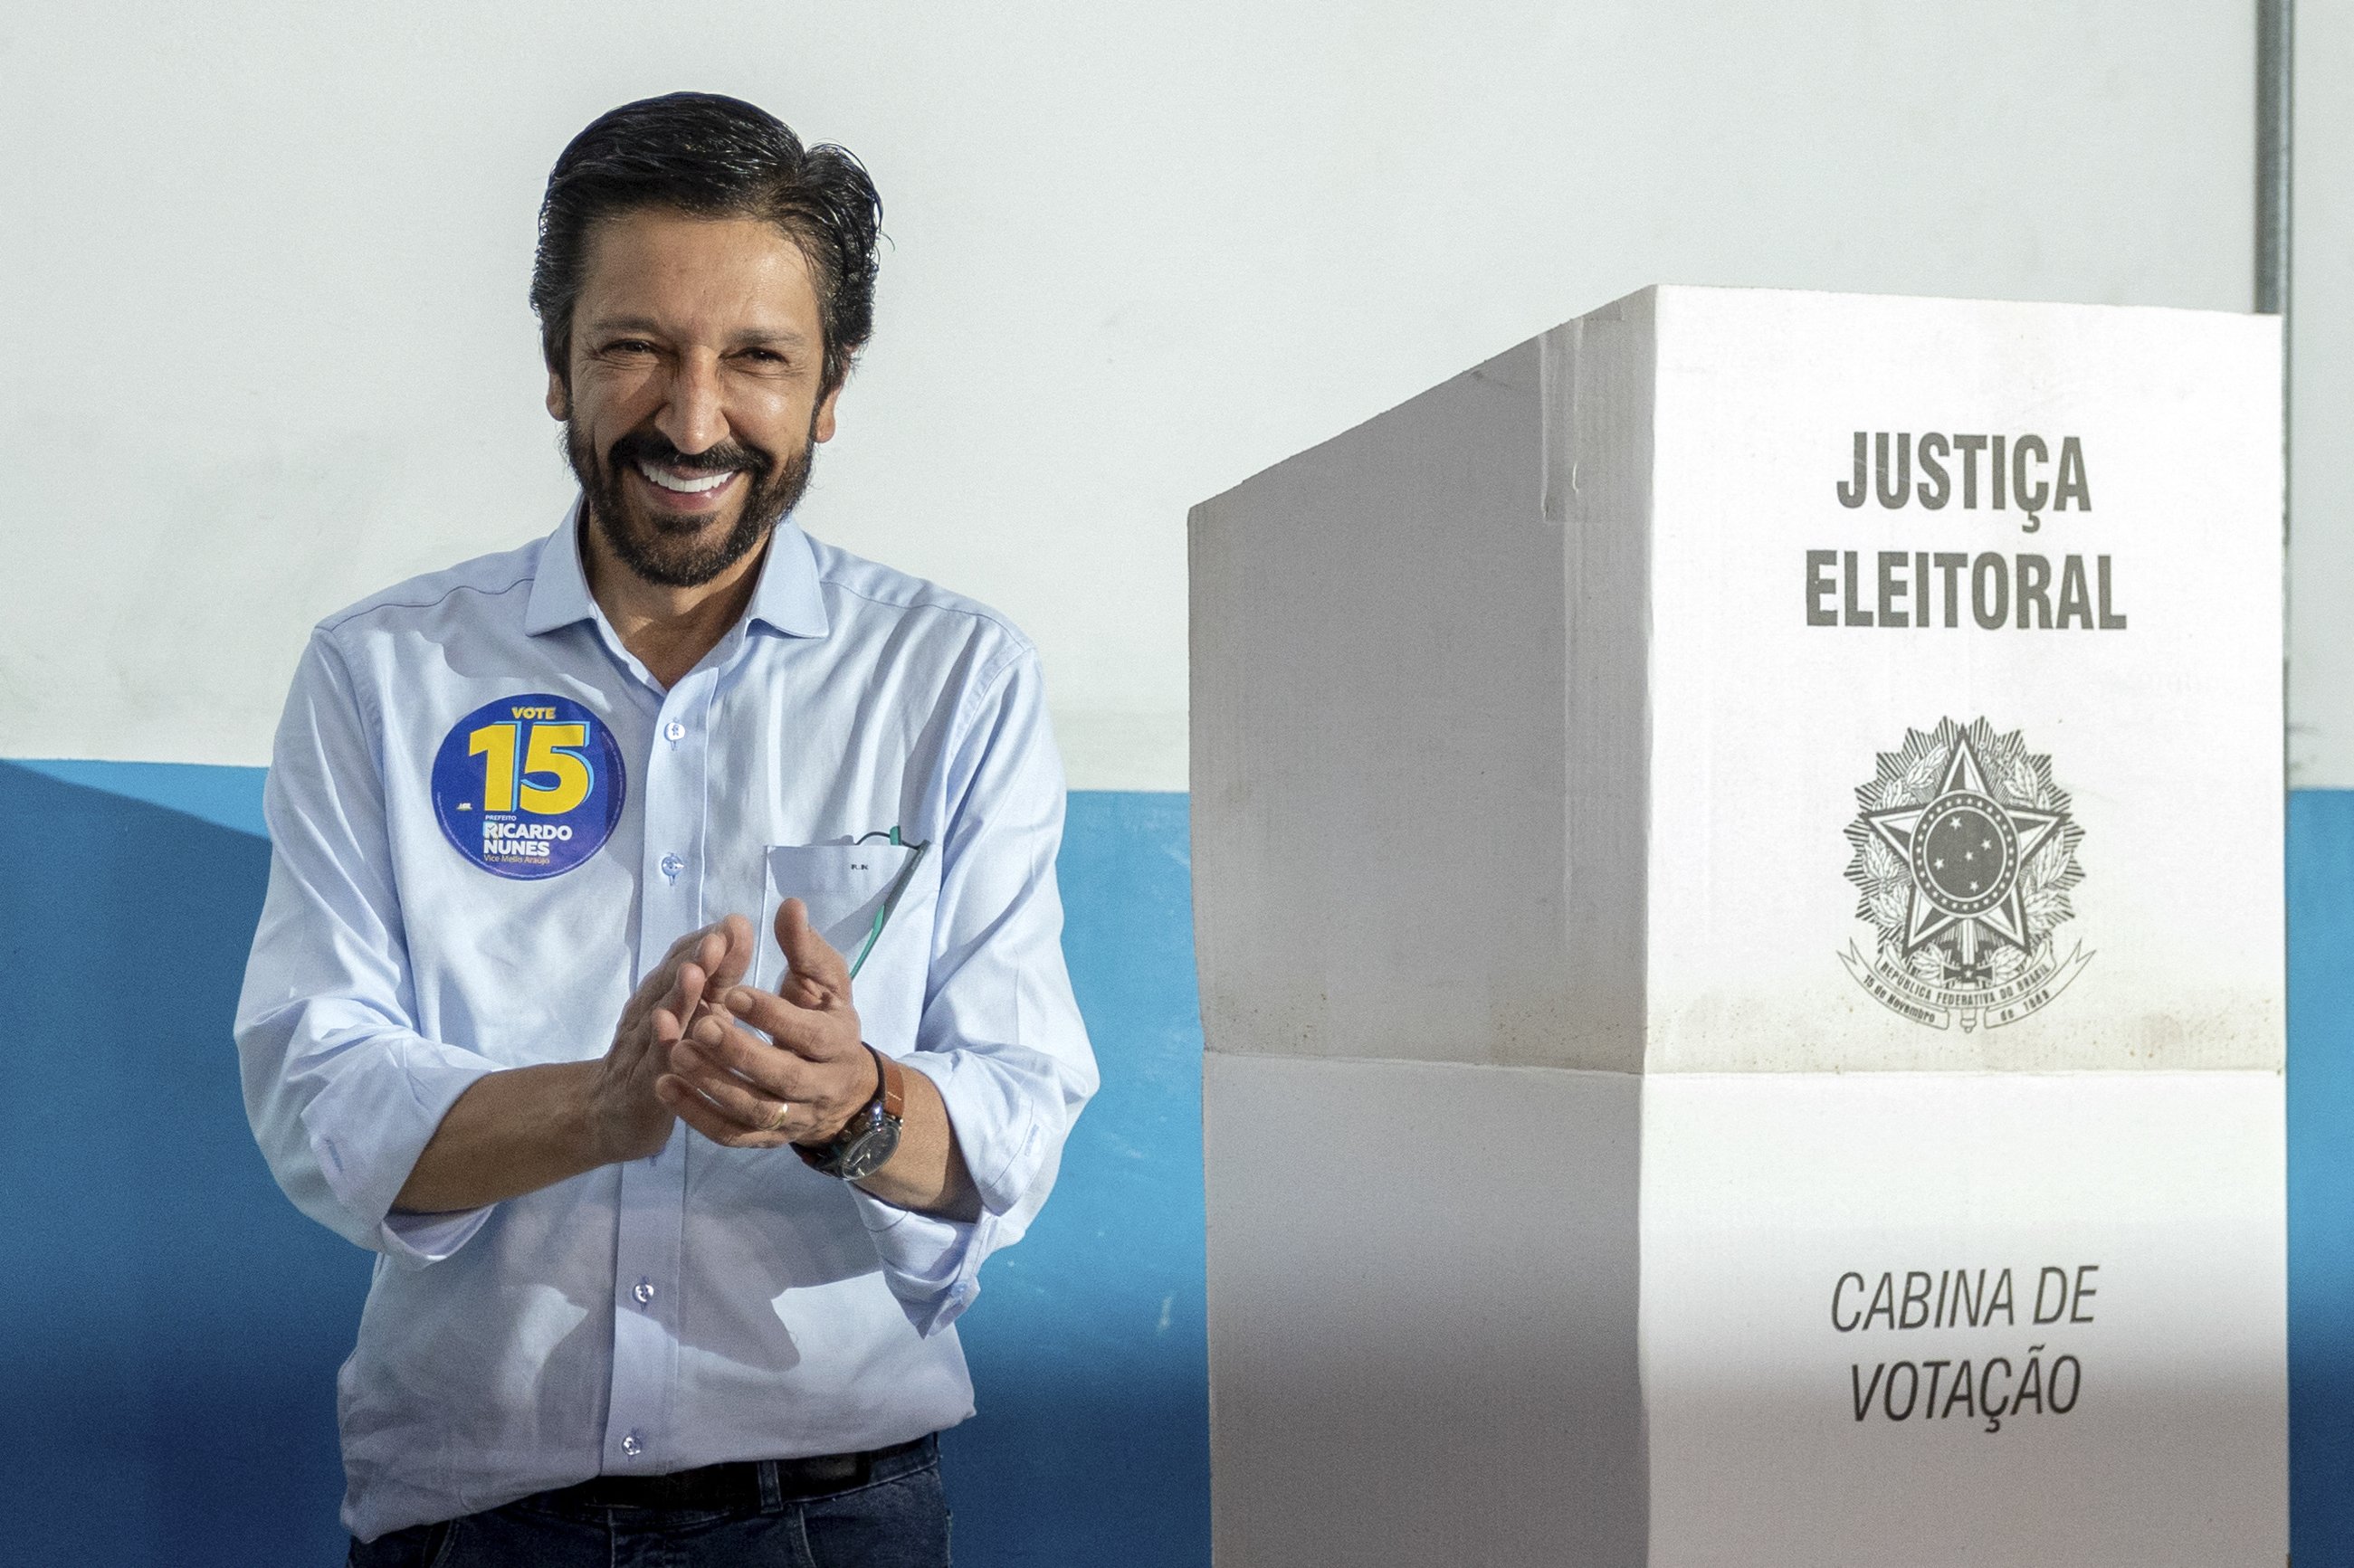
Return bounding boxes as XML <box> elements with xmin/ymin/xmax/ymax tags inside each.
<box><xmin>348</xmin><ymin>1434</ymin><xmax>949</xmax><ymax>1568</ymax></box>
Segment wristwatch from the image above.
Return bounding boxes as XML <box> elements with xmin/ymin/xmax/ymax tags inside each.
<box><xmin>795</xmin><ymin>1045</ymin><xmax>906</xmax><ymax>1181</ymax></box>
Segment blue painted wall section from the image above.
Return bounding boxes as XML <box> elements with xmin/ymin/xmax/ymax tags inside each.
<box><xmin>0</xmin><ymin>761</ymin><xmax>354</xmax><ymax>1564</ymax></box>
<box><xmin>0</xmin><ymin>762</ymin><xmax>1208</xmax><ymax>1565</ymax></box>
<box><xmin>5</xmin><ymin>758</ymin><xmax>2348</xmax><ymax>1563</ymax></box>
<box><xmin>946</xmin><ymin>790</ymin><xmax>1211</xmax><ymax>1567</ymax></box>
<box><xmin>2292</xmin><ymin>789</ymin><xmax>2354</xmax><ymax>1567</ymax></box>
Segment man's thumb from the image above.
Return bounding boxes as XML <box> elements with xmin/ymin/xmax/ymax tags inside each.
<box><xmin>775</xmin><ymin>896</ymin><xmax>811</xmax><ymax>958</ymax></box>
<box><xmin>775</xmin><ymin>898</ymin><xmax>851</xmax><ymax>999</ymax></box>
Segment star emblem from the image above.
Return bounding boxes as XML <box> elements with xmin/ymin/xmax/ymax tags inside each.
<box><xmin>1860</xmin><ymin>727</ymin><xmax>2063</xmax><ymax>958</ymax></box>
<box><xmin>1839</xmin><ymin>717</ymin><xmax>2092</xmax><ymax>1029</ymax></box>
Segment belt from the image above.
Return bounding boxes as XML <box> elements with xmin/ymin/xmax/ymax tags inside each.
<box><xmin>539</xmin><ymin>1434</ymin><xmax>931</xmax><ymax>1510</ymax></box>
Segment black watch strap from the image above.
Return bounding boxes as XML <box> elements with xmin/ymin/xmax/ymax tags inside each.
<box><xmin>795</xmin><ymin>1047</ymin><xmax>906</xmax><ymax>1178</ymax></box>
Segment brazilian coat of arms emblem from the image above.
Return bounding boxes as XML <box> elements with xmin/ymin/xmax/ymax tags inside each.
<box><xmin>1839</xmin><ymin>717</ymin><xmax>2094</xmax><ymax>1031</ymax></box>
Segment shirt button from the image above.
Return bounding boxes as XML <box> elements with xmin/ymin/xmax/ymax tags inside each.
<box><xmin>660</xmin><ymin>852</ymin><xmax>684</xmax><ymax>880</ymax></box>
<box><xmin>634</xmin><ymin>1278</ymin><xmax>657</xmax><ymax>1306</ymax></box>
<box><xmin>621</xmin><ymin>1430</ymin><xmax>644</xmax><ymax>1458</ymax></box>
<box><xmin>663</xmin><ymin>719</ymin><xmax>686</xmax><ymax>743</ymax></box>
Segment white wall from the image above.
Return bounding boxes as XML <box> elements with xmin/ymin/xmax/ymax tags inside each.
<box><xmin>0</xmin><ymin>1</ymin><xmax>2257</xmax><ymax>790</ymax></box>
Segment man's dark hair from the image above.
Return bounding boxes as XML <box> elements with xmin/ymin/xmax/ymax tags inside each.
<box><xmin>531</xmin><ymin>92</ymin><xmax>882</xmax><ymax>398</ymax></box>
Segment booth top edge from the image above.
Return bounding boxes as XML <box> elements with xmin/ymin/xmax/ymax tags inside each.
<box><xmin>1619</xmin><ymin>280</ymin><xmax>2283</xmax><ymax>332</ymax></box>
<box><xmin>1186</xmin><ymin>283</ymin><xmax>2278</xmax><ymax>520</ymax></box>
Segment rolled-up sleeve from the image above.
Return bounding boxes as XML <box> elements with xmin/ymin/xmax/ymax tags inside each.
<box><xmin>235</xmin><ymin>632</ymin><xmax>502</xmax><ymax>1263</ymax></box>
<box><xmin>848</xmin><ymin>647</ymin><xmax>1099</xmax><ymax>1335</ymax></box>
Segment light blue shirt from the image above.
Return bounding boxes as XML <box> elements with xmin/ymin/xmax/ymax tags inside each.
<box><xmin>235</xmin><ymin>507</ymin><xmax>1098</xmax><ymax>1539</ymax></box>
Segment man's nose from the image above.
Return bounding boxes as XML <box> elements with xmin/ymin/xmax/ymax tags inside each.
<box><xmin>654</xmin><ymin>350</ymin><xmax>729</xmax><ymax>457</ymax></box>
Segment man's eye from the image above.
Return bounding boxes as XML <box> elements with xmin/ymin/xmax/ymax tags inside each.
<box><xmin>739</xmin><ymin>348</ymin><xmax>786</xmax><ymax>366</ymax></box>
<box><xmin>605</xmin><ymin>339</ymin><xmax>656</xmax><ymax>356</ymax></box>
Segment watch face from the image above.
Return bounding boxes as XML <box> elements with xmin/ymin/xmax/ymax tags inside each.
<box><xmin>836</xmin><ymin>1112</ymin><xmax>902</xmax><ymax>1181</ymax></box>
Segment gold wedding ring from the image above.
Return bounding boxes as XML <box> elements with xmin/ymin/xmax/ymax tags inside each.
<box><xmin>764</xmin><ymin>1100</ymin><xmax>793</xmax><ymax>1133</ymax></box>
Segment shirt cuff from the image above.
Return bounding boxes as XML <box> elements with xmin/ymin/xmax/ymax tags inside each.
<box><xmin>378</xmin><ymin>1202</ymin><xmax>495</xmax><ymax>1263</ymax></box>
<box><xmin>843</xmin><ymin>1051</ymin><xmax>1039</xmax><ymax>1335</ymax></box>
<box><xmin>901</xmin><ymin>1048</ymin><xmax>1050</xmax><ymax>1217</ymax></box>
<box><xmin>848</xmin><ymin>1187</ymin><xmax>996</xmax><ymax>1336</ymax></box>
<box><xmin>297</xmin><ymin>1035</ymin><xmax>503</xmax><ymax>1261</ymax></box>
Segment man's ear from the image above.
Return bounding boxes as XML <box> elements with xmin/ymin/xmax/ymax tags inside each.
<box><xmin>546</xmin><ymin>368</ymin><xmax>570</xmax><ymax>421</ymax></box>
<box><xmin>812</xmin><ymin>383</ymin><xmax>842</xmax><ymax>445</ymax></box>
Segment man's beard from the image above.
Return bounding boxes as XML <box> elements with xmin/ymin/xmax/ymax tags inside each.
<box><xmin>567</xmin><ymin>417</ymin><xmax>815</xmax><ymax>589</ymax></box>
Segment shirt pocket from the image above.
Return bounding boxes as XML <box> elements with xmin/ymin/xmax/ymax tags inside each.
<box><xmin>755</xmin><ymin>841</ymin><xmax>940</xmax><ymax>1054</ymax></box>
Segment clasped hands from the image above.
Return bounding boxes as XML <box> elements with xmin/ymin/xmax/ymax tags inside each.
<box><xmin>589</xmin><ymin>898</ymin><xmax>882</xmax><ymax>1164</ymax></box>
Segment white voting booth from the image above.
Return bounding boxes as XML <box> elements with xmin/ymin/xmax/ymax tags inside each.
<box><xmin>1190</xmin><ymin>287</ymin><xmax>2284</xmax><ymax>1567</ymax></box>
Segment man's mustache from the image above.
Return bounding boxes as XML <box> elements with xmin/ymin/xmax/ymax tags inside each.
<box><xmin>607</xmin><ymin>430</ymin><xmax>775</xmax><ymax>479</ymax></box>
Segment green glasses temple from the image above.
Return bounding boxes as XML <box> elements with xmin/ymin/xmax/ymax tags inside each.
<box><xmin>847</xmin><ymin>828</ymin><xmax>930</xmax><ymax>979</ymax></box>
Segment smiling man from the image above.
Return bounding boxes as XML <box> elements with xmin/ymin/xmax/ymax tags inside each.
<box><xmin>235</xmin><ymin>93</ymin><xmax>1097</xmax><ymax>1565</ymax></box>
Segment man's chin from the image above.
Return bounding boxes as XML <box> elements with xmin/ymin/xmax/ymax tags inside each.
<box><xmin>591</xmin><ymin>492</ymin><xmax>770</xmax><ymax>589</ymax></box>
<box><xmin>624</xmin><ymin>493</ymin><xmax>743</xmax><ymax>542</ymax></box>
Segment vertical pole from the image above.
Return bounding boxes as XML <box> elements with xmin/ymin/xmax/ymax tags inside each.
<box><xmin>2258</xmin><ymin>0</ymin><xmax>2292</xmax><ymax>784</ymax></box>
<box><xmin>2259</xmin><ymin>0</ymin><xmax>2294</xmax><ymax>318</ymax></box>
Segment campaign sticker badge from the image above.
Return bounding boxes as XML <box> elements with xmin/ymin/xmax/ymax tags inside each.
<box><xmin>431</xmin><ymin>694</ymin><xmax>625</xmax><ymax>879</ymax></box>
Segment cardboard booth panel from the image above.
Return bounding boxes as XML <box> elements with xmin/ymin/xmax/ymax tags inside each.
<box><xmin>1189</xmin><ymin>342</ymin><xmax>1584</xmax><ymax>1071</ymax></box>
<box><xmin>1203</xmin><ymin>1060</ymin><xmax>2286</xmax><ymax>1566</ymax></box>
<box><xmin>1193</xmin><ymin>286</ymin><xmax>2283</xmax><ymax>1079</ymax></box>
<box><xmin>1204</xmin><ymin>1052</ymin><xmax>1644</xmax><ymax>1568</ymax></box>
<box><xmin>1630</xmin><ymin>290</ymin><xmax>2284</xmax><ymax>1072</ymax></box>
<box><xmin>1643</xmin><ymin>1069</ymin><xmax>2287</xmax><ymax>1566</ymax></box>
<box><xmin>1193</xmin><ymin>286</ymin><xmax>2288</xmax><ymax>1566</ymax></box>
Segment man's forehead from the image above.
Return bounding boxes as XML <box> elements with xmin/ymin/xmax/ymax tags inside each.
<box><xmin>577</xmin><ymin>208</ymin><xmax>822</xmax><ymax>330</ymax></box>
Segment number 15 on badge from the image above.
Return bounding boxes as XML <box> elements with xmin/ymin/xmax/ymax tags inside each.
<box><xmin>432</xmin><ymin>693</ymin><xmax>627</xmax><ymax>879</ymax></box>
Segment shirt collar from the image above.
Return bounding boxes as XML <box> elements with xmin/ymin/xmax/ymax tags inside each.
<box><xmin>523</xmin><ymin>499</ymin><xmax>832</xmax><ymax>641</ymax></box>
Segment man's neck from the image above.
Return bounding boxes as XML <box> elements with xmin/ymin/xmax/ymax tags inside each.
<box><xmin>579</xmin><ymin>515</ymin><xmax>771</xmax><ymax>690</ymax></box>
